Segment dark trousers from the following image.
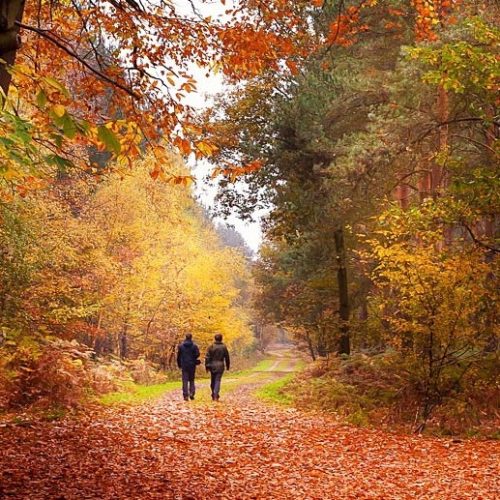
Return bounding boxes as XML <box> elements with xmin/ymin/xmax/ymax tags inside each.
<box><xmin>181</xmin><ymin>367</ymin><xmax>196</xmax><ymax>399</ymax></box>
<box><xmin>210</xmin><ymin>371</ymin><xmax>223</xmax><ymax>400</ymax></box>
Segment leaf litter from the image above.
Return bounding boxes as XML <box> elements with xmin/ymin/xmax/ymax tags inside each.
<box><xmin>0</xmin><ymin>384</ymin><xmax>498</xmax><ymax>499</ymax></box>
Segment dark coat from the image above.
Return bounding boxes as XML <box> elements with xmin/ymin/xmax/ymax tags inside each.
<box><xmin>205</xmin><ymin>341</ymin><xmax>230</xmax><ymax>374</ymax></box>
<box><xmin>177</xmin><ymin>339</ymin><xmax>200</xmax><ymax>370</ymax></box>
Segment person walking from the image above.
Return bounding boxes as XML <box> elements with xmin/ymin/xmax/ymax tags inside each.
<box><xmin>177</xmin><ymin>333</ymin><xmax>200</xmax><ymax>401</ymax></box>
<box><xmin>205</xmin><ymin>333</ymin><xmax>230</xmax><ymax>401</ymax></box>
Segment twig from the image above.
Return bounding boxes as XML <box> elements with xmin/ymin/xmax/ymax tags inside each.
<box><xmin>16</xmin><ymin>22</ymin><xmax>140</xmax><ymax>100</ymax></box>
<box><xmin>461</xmin><ymin>221</ymin><xmax>500</xmax><ymax>254</ymax></box>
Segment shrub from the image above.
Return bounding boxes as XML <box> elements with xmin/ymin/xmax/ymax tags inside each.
<box><xmin>0</xmin><ymin>344</ymin><xmax>89</xmax><ymax>409</ymax></box>
<box><xmin>127</xmin><ymin>358</ymin><xmax>165</xmax><ymax>385</ymax></box>
<box><xmin>367</xmin><ymin>204</ymin><xmax>498</xmax><ymax>431</ymax></box>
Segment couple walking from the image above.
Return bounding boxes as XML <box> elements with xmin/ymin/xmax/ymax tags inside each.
<box><xmin>176</xmin><ymin>333</ymin><xmax>230</xmax><ymax>401</ymax></box>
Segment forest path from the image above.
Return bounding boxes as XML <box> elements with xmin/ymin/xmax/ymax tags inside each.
<box><xmin>1</xmin><ymin>348</ymin><xmax>498</xmax><ymax>499</ymax></box>
<box><xmin>161</xmin><ymin>343</ymin><xmax>303</xmax><ymax>405</ymax></box>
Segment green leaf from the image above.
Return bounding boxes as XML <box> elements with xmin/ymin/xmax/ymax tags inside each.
<box><xmin>97</xmin><ymin>125</ymin><xmax>121</xmax><ymax>154</ymax></box>
<box><xmin>36</xmin><ymin>89</ymin><xmax>48</xmax><ymax>108</ymax></box>
<box><xmin>45</xmin><ymin>154</ymin><xmax>74</xmax><ymax>172</ymax></box>
<box><xmin>42</xmin><ymin>77</ymin><xmax>70</xmax><ymax>97</ymax></box>
<box><xmin>75</xmin><ymin>119</ymin><xmax>91</xmax><ymax>136</ymax></box>
<box><xmin>0</xmin><ymin>137</ymin><xmax>15</xmax><ymax>148</ymax></box>
<box><xmin>52</xmin><ymin>134</ymin><xmax>64</xmax><ymax>148</ymax></box>
<box><xmin>50</xmin><ymin>111</ymin><xmax>77</xmax><ymax>139</ymax></box>
<box><xmin>61</xmin><ymin>114</ymin><xmax>77</xmax><ymax>139</ymax></box>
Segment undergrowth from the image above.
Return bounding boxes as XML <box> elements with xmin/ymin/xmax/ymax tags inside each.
<box><xmin>290</xmin><ymin>353</ymin><xmax>499</xmax><ymax>438</ymax></box>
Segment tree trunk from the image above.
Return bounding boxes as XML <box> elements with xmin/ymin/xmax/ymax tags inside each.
<box><xmin>431</xmin><ymin>83</ymin><xmax>449</xmax><ymax>197</ymax></box>
<box><xmin>394</xmin><ymin>182</ymin><xmax>410</xmax><ymax>209</ymax></box>
<box><xmin>316</xmin><ymin>325</ymin><xmax>327</xmax><ymax>357</ymax></box>
<box><xmin>0</xmin><ymin>0</ymin><xmax>25</xmax><ymax>97</ymax></box>
<box><xmin>119</xmin><ymin>330</ymin><xmax>128</xmax><ymax>359</ymax></box>
<box><xmin>305</xmin><ymin>331</ymin><xmax>316</xmax><ymax>361</ymax></box>
<box><xmin>167</xmin><ymin>342</ymin><xmax>177</xmax><ymax>368</ymax></box>
<box><xmin>334</xmin><ymin>228</ymin><xmax>350</xmax><ymax>355</ymax></box>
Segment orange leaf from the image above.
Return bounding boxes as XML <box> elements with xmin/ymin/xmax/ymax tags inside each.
<box><xmin>286</xmin><ymin>60</ymin><xmax>299</xmax><ymax>75</ymax></box>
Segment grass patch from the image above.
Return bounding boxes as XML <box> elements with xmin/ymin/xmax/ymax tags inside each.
<box><xmin>252</xmin><ymin>358</ymin><xmax>307</xmax><ymax>372</ymax></box>
<box><xmin>273</xmin><ymin>359</ymin><xmax>291</xmax><ymax>371</ymax></box>
<box><xmin>275</xmin><ymin>358</ymin><xmax>305</xmax><ymax>372</ymax></box>
<box><xmin>100</xmin><ymin>368</ymin><xmax>263</xmax><ymax>407</ymax></box>
<box><xmin>251</xmin><ymin>359</ymin><xmax>276</xmax><ymax>371</ymax></box>
<box><xmin>294</xmin><ymin>359</ymin><xmax>306</xmax><ymax>371</ymax></box>
<box><xmin>99</xmin><ymin>380</ymin><xmax>180</xmax><ymax>406</ymax></box>
<box><xmin>255</xmin><ymin>374</ymin><xmax>294</xmax><ymax>405</ymax></box>
<box><xmin>292</xmin><ymin>354</ymin><xmax>500</xmax><ymax>437</ymax></box>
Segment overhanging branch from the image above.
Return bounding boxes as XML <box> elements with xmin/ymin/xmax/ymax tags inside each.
<box><xmin>16</xmin><ymin>21</ymin><xmax>140</xmax><ymax>100</ymax></box>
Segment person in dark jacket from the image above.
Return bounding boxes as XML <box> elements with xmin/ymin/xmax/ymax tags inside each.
<box><xmin>177</xmin><ymin>333</ymin><xmax>200</xmax><ymax>401</ymax></box>
<box><xmin>205</xmin><ymin>333</ymin><xmax>230</xmax><ymax>401</ymax></box>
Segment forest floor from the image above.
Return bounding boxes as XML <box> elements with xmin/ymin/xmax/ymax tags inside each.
<box><xmin>0</xmin><ymin>345</ymin><xmax>498</xmax><ymax>499</ymax></box>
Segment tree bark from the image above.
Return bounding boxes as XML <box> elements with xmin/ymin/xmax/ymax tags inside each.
<box><xmin>334</xmin><ymin>228</ymin><xmax>350</xmax><ymax>355</ymax></box>
<box><xmin>0</xmin><ymin>0</ymin><xmax>25</xmax><ymax>97</ymax></box>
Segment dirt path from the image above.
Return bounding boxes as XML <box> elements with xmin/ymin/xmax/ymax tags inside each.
<box><xmin>1</xmin><ymin>355</ymin><xmax>498</xmax><ymax>499</ymax></box>
<box><xmin>266</xmin><ymin>359</ymin><xmax>282</xmax><ymax>372</ymax></box>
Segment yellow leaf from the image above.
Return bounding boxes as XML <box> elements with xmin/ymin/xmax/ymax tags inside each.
<box><xmin>2</xmin><ymin>168</ymin><xmax>19</xmax><ymax>180</ymax></box>
<box><xmin>52</xmin><ymin>104</ymin><xmax>66</xmax><ymax>117</ymax></box>
<box><xmin>196</xmin><ymin>140</ymin><xmax>218</xmax><ymax>157</ymax></box>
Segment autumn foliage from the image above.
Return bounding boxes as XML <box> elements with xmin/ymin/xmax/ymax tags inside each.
<box><xmin>0</xmin><ymin>0</ymin><xmax>320</xmax><ymax>198</ymax></box>
<box><xmin>203</xmin><ymin>0</ymin><xmax>498</xmax><ymax>432</ymax></box>
<box><xmin>0</xmin><ymin>151</ymin><xmax>254</xmax><ymax>409</ymax></box>
<box><xmin>0</xmin><ymin>2</ymin><xmax>498</xmax><ymax>497</ymax></box>
<box><xmin>0</xmin><ymin>0</ymin><xmax>498</xmax><ymax>439</ymax></box>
